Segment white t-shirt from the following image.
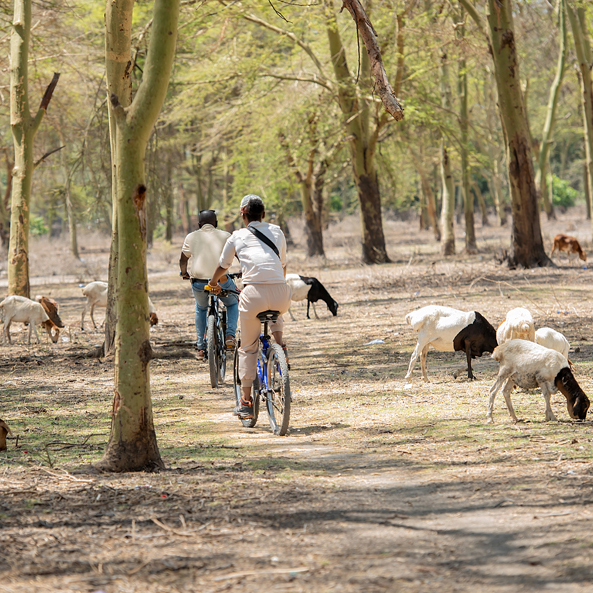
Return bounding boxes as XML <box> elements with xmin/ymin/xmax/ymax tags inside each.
<box><xmin>219</xmin><ymin>221</ymin><xmax>286</xmax><ymax>284</ymax></box>
<box><xmin>182</xmin><ymin>224</ymin><xmax>231</xmax><ymax>279</ymax></box>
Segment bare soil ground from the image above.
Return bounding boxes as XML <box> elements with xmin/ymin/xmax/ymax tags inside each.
<box><xmin>1</xmin><ymin>209</ymin><xmax>593</xmax><ymax>593</ymax></box>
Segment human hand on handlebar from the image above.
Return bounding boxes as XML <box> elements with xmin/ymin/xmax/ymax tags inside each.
<box><xmin>205</xmin><ymin>283</ymin><xmax>221</xmax><ymax>295</ymax></box>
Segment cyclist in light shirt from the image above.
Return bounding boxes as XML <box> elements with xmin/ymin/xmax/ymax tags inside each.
<box><xmin>180</xmin><ymin>209</ymin><xmax>239</xmax><ymax>361</ymax></box>
<box><xmin>208</xmin><ymin>195</ymin><xmax>292</xmax><ymax>419</ymax></box>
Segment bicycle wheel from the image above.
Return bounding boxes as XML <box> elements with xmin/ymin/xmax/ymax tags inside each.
<box><xmin>207</xmin><ymin>314</ymin><xmax>218</xmax><ymax>388</ymax></box>
<box><xmin>233</xmin><ymin>342</ymin><xmax>259</xmax><ymax>428</ymax></box>
<box><xmin>265</xmin><ymin>343</ymin><xmax>291</xmax><ymax>436</ymax></box>
<box><xmin>219</xmin><ymin>311</ymin><xmax>227</xmax><ymax>383</ymax></box>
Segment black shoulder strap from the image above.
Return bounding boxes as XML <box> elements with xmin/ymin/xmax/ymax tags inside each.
<box><xmin>247</xmin><ymin>226</ymin><xmax>280</xmax><ymax>258</ymax></box>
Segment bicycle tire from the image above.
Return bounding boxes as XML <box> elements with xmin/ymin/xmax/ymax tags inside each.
<box><xmin>219</xmin><ymin>311</ymin><xmax>227</xmax><ymax>383</ymax></box>
<box><xmin>265</xmin><ymin>343</ymin><xmax>291</xmax><ymax>436</ymax></box>
<box><xmin>207</xmin><ymin>314</ymin><xmax>218</xmax><ymax>388</ymax></box>
<box><xmin>233</xmin><ymin>343</ymin><xmax>259</xmax><ymax>427</ymax></box>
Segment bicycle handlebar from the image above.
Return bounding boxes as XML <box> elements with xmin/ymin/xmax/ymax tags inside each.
<box><xmin>205</xmin><ymin>284</ymin><xmax>241</xmax><ymax>296</ymax></box>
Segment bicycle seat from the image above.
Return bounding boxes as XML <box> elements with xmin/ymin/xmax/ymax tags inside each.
<box><xmin>257</xmin><ymin>310</ymin><xmax>280</xmax><ymax>322</ymax></box>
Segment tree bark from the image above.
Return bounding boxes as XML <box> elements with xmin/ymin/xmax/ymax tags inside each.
<box><xmin>456</xmin><ymin>4</ymin><xmax>477</xmax><ymax>253</ymax></box>
<box><xmin>486</xmin><ymin>0</ymin><xmax>550</xmax><ymax>267</ymax></box>
<box><xmin>567</xmin><ymin>1</ymin><xmax>593</xmax><ymax>236</ymax></box>
<box><xmin>9</xmin><ymin>0</ymin><xmax>59</xmax><ymax>297</ymax></box>
<box><xmin>536</xmin><ymin>0</ymin><xmax>566</xmax><ymax>220</ymax></box>
<box><xmin>440</xmin><ymin>51</ymin><xmax>455</xmax><ymax>255</ymax></box>
<box><xmin>325</xmin><ymin>0</ymin><xmax>391</xmax><ymax>263</ymax></box>
<box><xmin>98</xmin><ymin>0</ymin><xmax>180</xmax><ymax>473</ymax></box>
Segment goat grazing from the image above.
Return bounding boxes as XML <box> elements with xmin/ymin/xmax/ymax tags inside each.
<box><xmin>0</xmin><ymin>419</ymin><xmax>11</xmax><ymax>451</ymax></box>
<box><xmin>81</xmin><ymin>281</ymin><xmax>158</xmax><ymax>329</ymax></box>
<box><xmin>496</xmin><ymin>307</ymin><xmax>535</xmax><ymax>345</ymax></box>
<box><xmin>535</xmin><ymin>327</ymin><xmax>570</xmax><ymax>359</ymax></box>
<box><xmin>405</xmin><ymin>305</ymin><xmax>498</xmax><ymax>381</ymax></box>
<box><xmin>551</xmin><ymin>233</ymin><xmax>586</xmax><ymax>262</ymax></box>
<box><xmin>35</xmin><ymin>295</ymin><xmax>64</xmax><ymax>343</ymax></box>
<box><xmin>0</xmin><ymin>295</ymin><xmax>50</xmax><ymax>344</ymax></box>
<box><xmin>487</xmin><ymin>339</ymin><xmax>589</xmax><ymax>423</ymax></box>
<box><xmin>285</xmin><ymin>274</ymin><xmax>339</xmax><ymax>320</ymax></box>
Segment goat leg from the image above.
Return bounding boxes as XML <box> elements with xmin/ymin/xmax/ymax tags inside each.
<box><xmin>464</xmin><ymin>340</ymin><xmax>475</xmax><ymax>380</ymax></box>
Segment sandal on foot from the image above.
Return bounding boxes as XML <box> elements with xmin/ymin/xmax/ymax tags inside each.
<box><xmin>234</xmin><ymin>397</ymin><xmax>254</xmax><ymax>419</ymax></box>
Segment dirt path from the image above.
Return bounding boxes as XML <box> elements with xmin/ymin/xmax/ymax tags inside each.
<box><xmin>2</xmin><ymin>214</ymin><xmax>593</xmax><ymax>592</ymax></box>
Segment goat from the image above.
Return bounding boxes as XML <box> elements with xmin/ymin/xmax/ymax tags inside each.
<box><xmin>551</xmin><ymin>233</ymin><xmax>586</xmax><ymax>262</ymax></box>
<box><xmin>535</xmin><ymin>327</ymin><xmax>570</xmax><ymax>359</ymax></box>
<box><xmin>81</xmin><ymin>281</ymin><xmax>158</xmax><ymax>329</ymax></box>
<box><xmin>496</xmin><ymin>307</ymin><xmax>535</xmax><ymax>345</ymax></box>
<box><xmin>0</xmin><ymin>419</ymin><xmax>11</xmax><ymax>451</ymax></box>
<box><xmin>35</xmin><ymin>295</ymin><xmax>64</xmax><ymax>344</ymax></box>
<box><xmin>0</xmin><ymin>295</ymin><xmax>50</xmax><ymax>344</ymax></box>
<box><xmin>487</xmin><ymin>339</ymin><xmax>590</xmax><ymax>423</ymax></box>
<box><xmin>285</xmin><ymin>274</ymin><xmax>338</xmax><ymax>320</ymax></box>
<box><xmin>405</xmin><ymin>305</ymin><xmax>498</xmax><ymax>381</ymax></box>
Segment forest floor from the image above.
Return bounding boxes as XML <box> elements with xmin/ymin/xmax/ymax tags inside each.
<box><xmin>1</xmin><ymin>209</ymin><xmax>593</xmax><ymax>593</ymax></box>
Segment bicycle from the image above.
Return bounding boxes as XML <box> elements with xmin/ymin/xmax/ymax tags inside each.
<box><xmin>233</xmin><ymin>309</ymin><xmax>291</xmax><ymax>436</ymax></box>
<box><xmin>204</xmin><ymin>274</ymin><xmax>241</xmax><ymax>388</ymax></box>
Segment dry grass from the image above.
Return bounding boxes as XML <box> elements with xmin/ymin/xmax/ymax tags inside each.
<box><xmin>1</xmin><ymin>208</ymin><xmax>593</xmax><ymax>592</ymax></box>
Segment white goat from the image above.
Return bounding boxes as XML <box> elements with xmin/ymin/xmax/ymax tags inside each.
<box><xmin>81</xmin><ymin>281</ymin><xmax>158</xmax><ymax>329</ymax></box>
<box><xmin>496</xmin><ymin>307</ymin><xmax>535</xmax><ymax>345</ymax></box>
<box><xmin>535</xmin><ymin>327</ymin><xmax>570</xmax><ymax>359</ymax></box>
<box><xmin>487</xmin><ymin>339</ymin><xmax>589</xmax><ymax>423</ymax></box>
<box><xmin>0</xmin><ymin>295</ymin><xmax>50</xmax><ymax>344</ymax></box>
<box><xmin>405</xmin><ymin>305</ymin><xmax>498</xmax><ymax>381</ymax></box>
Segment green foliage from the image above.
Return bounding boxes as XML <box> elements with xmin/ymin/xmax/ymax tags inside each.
<box><xmin>29</xmin><ymin>215</ymin><xmax>49</xmax><ymax>237</ymax></box>
<box><xmin>551</xmin><ymin>175</ymin><xmax>580</xmax><ymax>208</ymax></box>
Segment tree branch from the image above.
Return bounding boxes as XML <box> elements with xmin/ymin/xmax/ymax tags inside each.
<box><xmin>340</xmin><ymin>0</ymin><xmax>404</xmax><ymax>121</ymax></box>
<box><xmin>33</xmin><ymin>145</ymin><xmax>65</xmax><ymax>169</ymax></box>
<box><xmin>457</xmin><ymin>0</ymin><xmax>487</xmax><ymax>40</ymax></box>
<box><xmin>32</xmin><ymin>72</ymin><xmax>60</xmax><ymax>134</ymax></box>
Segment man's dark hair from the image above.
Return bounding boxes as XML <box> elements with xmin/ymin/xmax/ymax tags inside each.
<box><xmin>198</xmin><ymin>209</ymin><xmax>217</xmax><ymax>228</ymax></box>
<box><xmin>242</xmin><ymin>196</ymin><xmax>265</xmax><ymax>222</ymax></box>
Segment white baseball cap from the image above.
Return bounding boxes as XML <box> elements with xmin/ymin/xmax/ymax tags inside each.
<box><xmin>240</xmin><ymin>194</ymin><xmax>264</xmax><ymax>209</ymax></box>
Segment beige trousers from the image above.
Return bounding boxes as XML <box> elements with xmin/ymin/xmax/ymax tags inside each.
<box><xmin>238</xmin><ymin>283</ymin><xmax>292</xmax><ymax>386</ymax></box>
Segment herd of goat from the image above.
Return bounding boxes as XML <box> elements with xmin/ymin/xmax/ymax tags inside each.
<box><xmin>0</xmin><ymin>232</ymin><xmax>591</xmax><ymax>426</ymax></box>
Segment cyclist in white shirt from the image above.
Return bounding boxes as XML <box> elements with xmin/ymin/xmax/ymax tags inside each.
<box><xmin>208</xmin><ymin>195</ymin><xmax>292</xmax><ymax>419</ymax></box>
<box><xmin>180</xmin><ymin>209</ymin><xmax>239</xmax><ymax>361</ymax></box>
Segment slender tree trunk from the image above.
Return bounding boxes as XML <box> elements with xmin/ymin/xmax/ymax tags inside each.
<box><xmin>585</xmin><ymin>162</ymin><xmax>592</xmax><ymax>220</ymax></box>
<box><xmin>325</xmin><ymin>0</ymin><xmax>390</xmax><ymax>263</ymax></box>
<box><xmin>456</xmin><ymin>5</ymin><xmax>477</xmax><ymax>253</ymax></box>
<box><xmin>567</xmin><ymin>1</ymin><xmax>593</xmax><ymax>237</ymax></box>
<box><xmin>9</xmin><ymin>0</ymin><xmax>59</xmax><ymax>297</ymax></box>
<box><xmin>486</xmin><ymin>0</ymin><xmax>550</xmax><ymax>267</ymax></box>
<box><xmin>472</xmin><ymin>182</ymin><xmax>489</xmax><ymax>226</ymax></box>
<box><xmin>98</xmin><ymin>0</ymin><xmax>180</xmax><ymax>473</ymax></box>
<box><xmin>439</xmin><ymin>51</ymin><xmax>455</xmax><ymax>255</ymax></box>
<box><xmin>536</xmin><ymin>0</ymin><xmax>566</xmax><ymax>220</ymax></box>
<box><xmin>278</xmin><ymin>131</ymin><xmax>325</xmax><ymax>257</ymax></box>
<box><xmin>409</xmin><ymin>144</ymin><xmax>441</xmax><ymax>241</ymax></box>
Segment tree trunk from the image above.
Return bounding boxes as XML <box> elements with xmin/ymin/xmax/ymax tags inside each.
<box><xmin>325</xmin><ymin>0</ymin><xmax>390</xmax><ymax>264</ymax></box>
<box><xmin>486</xmin><ymin>0</ymin><xmax>550</xmax><ymax>267</ymax></box>
<box><xmin>456</xmin><ymin>5</ymin><xmax>477</xmax><ymax>253</ymax></box>
<box><xmin>585</xmin><ymin>162</ymin><xmax>592</xmax><ymax>220</ymax></box>
<box><xmin>278</xmin><ymin>130</ymin><xmax>325</xmax><ymax>257</ymax></box>
<box><xmin>9</xmin><ymin>0</ymin><xmax>59</xmax><ymax>297</ymax></box>
<box><xmin>536</xmin><ymin>0</ymin><xmax>566</xmax><ymax>220</ymax></box>
<box><xmin>439</xmin><ymin>50</ymin><xmax>455</xmax><ymax>255</ymax></box>
<box><xmin>98</xmin><ymin>0</ymin><xmax>180</xmax><ymax>473</ymax></box>
<box><xmin>472</xmin><ymin>182</ymin><xmax>489</xmax><ymax>226</ymax></box>
<box><xmin>567</xmin><ymin>1</ymin><xmax>593</xmax><ymax>237</ymax></box>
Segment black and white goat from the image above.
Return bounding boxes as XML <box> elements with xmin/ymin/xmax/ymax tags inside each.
<box><xmin>285</xmin><ymin>274</ymin><xmax>339</xmax><ymax>320</ymax></box>
<box><xmin>487</xmin><ymin>339</ymin><xmax>590</xmax><ymax>423</ymax></box>
<box><xmin>405</xmin><ymin>305</ymin><xmax>498</xmax><ymax>381</ymax></box>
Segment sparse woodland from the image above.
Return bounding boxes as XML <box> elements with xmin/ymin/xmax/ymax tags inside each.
<box><xmin>2</xmin><ymin>1</ymin><xmax>593</xmax><ymax>591</ymax></box>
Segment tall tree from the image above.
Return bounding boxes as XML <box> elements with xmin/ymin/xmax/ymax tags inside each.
<box><xmin>440</xmin><ymin>50</ymin><xmax>456</xmax><ymax>255</ymax></box>
<box><xmin>8</xmin><ymin>0</ymin><xmax>59</xmax><ymax>297</ymax></box>
<box><xmin>462</xmin><ymin>0</ymin><xmax>550</xmax><ymax>267</ymax></box>
<box><xmin>535</xmin><ymin>0</ymin><xmax>567</xmax><ymax>220</ymax></box>
<box><xmin>567</xmin><ymin>1</ymin><xmax>593</xmax><ymax>232</ymax></box>
<box><xmin>97</xmin><ymin>0</ymin><xmax>180</xmax><ymax>472</ymax></box>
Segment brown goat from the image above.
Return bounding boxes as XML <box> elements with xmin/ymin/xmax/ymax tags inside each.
<box><xmin>0</xmin><ymin>419</ymin><xmax>12</xmax><ymax>451</ymax></box>
<box><xmin>36</xmin><ymin>295</ymin><xmax>65</xmax><ymax>343</ymax></box>
<box><xmin>551</xmin><ymin>233</ymin><xmax>587</xmax><ymax>262</ymax></box>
